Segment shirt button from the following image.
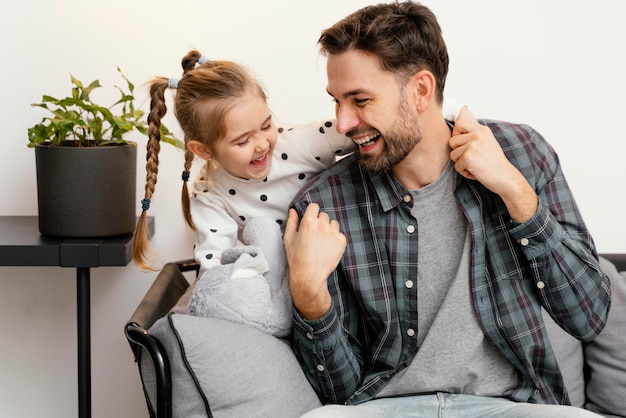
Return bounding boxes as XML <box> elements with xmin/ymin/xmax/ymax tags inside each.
<box><xmin>407</xmin><ymin>328</ymin><xmax>416</xmax><ymax>337</ymax></box>
<box><xmin>306</xmin><ymin>332</ymin><xmax>314</xmax><ymax>340</ymax></box>
<box><xmin>407</xmin><ymin>225</ymin><xmax>416</xmax><ymax>234</ymax></box>
<box><xmin>537</xmin><ymin>281</ymin><xmax>545</xmax><ymax>289</ymax></box>
<box><xmin>405</xmin><ymin>280</ymin><xmax>414</xmax><ymax>289</ymax></box>
<box><xmin>403</xmin><ymin>194</ymin><xmax>411</xmax><ymax>203</ymax></box>
<box><xmin>316</xmin><ymin>364</ymin><xmax>325</xmax><ymax>372</ymax></box>
<box><xmin>520</xmin><ymin>237</ymin><xmax>530</xmax><ymax>246</ymax></box>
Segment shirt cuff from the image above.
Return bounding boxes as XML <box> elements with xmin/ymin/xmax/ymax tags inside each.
<box><xmin>293</xmin><ymin>303</ymin><xmax>342</xmax><ymax>350</ymax></box>
<box><xmin>509</xmin><ymin>201</ymin><xmax>566</xmax><ymax>260</ymax></box>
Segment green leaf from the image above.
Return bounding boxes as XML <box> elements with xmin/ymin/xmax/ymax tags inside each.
<box><xmin>80</xmin><ymin>79</ymin><xmax>101</xmax><ymax>100</ymax></box>
<box><xmin>27</xmin><ymin>68</ymin><xmax>182</xmax><ymax>148</ymax></box>
<box><xmin>70</xmin><ymin>74</ymin><xmax>83</xmax><ymax>89</ymax></box>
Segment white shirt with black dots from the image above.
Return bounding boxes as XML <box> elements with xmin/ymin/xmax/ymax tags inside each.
<box><xmin>190</xmin><ymin>120</ymin><xmax>354</xmax><ymax>277</ymax></box>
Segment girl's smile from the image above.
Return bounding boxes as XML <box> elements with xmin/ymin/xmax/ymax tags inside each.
<box><xmin>211</xmin><ymin>92</ymin><xmax>278</xmax><ymax>180</ymax></box>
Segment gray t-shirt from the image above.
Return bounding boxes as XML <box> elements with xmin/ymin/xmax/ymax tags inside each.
<box><xmin>377</xmin><ymin>162</ymin><xmax>518</xmax><ymax>398</ymax></box>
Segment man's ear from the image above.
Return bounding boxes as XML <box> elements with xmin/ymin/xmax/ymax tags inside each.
<box><xmin>187</xmin><ymin>140</ymin><xmax>213</xmax><ymax>160</ymax></box>
<box><xmin>409</xmin><ymin>70</ymin><xmax>436</xmax><ymax>112</ymax></box>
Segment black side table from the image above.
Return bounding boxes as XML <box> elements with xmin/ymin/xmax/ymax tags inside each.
<box><xmin>0</xmin><ymin>216</ymin><xmax>154</xmax><ymax>418</ymax></box>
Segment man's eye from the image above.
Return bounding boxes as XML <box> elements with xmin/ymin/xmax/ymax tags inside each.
<box><xmin>355</xmin><ymin>98</ymin><xmax>370</xmax><ymax>105</ymax></box>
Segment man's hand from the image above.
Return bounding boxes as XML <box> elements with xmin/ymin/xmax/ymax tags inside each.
<box><xmin>283</xmin><ymin>203</ymin><xmax>346</xmax><ymax>320</ymax></box>
<box><xmin>450</xmin><ymin>108</ymin><xmax>538</xmax><ymax>223</ymax></box>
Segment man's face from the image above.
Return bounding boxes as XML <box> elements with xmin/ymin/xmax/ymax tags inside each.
<box><xmin>326</xmin><ymin>49</ymin><xmax>422</xmax><ymax>172</ymax></box>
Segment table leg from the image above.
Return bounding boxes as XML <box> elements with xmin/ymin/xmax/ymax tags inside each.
<box><xmin>77</xmin><ymin>267</ymin><xmax>91</xmax><ymax>418</ymax></box>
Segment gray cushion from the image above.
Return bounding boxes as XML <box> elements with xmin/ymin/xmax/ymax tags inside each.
<box><xmin>584</xmin><ymin>257</ymin><xmax>626</xmax><ymax>418</ymax></box>
<box><xmin>543</xmin><ymin>309</ymin><xmax>585</xmax><ymax>407</ymax></box>
<box><xmin>137</xmin><ymin>257</ymin><xmax>625</xmax><ymax>417</ymax></box>
<box><xmin>140</xmin><ymin>313</ymin><xmax>321</xmax><ymax>418</ymax></box>
<box><xmin>545</xmin><ymin>256</ymin><xmax>626</xmax><ymax>414</ymax></box>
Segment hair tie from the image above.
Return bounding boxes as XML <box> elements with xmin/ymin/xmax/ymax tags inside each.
<box><xmin>141</xmin><ymin>198</ymin><xmax>151</xmax><ymax>211</ymax></box>
<box><xmin>182</xmin><ymin>170</ymin><xmax>190</xmax><ymax>182</ymax></box>
<box><xmin>167</xmin><ymin>78</ymin><xmax>179</xmax><ymax>89</ymax></box>
<box><xmin>198</xmin><ymin>55</ymin><xmax>210</xmax><ymax>65</ymax></box>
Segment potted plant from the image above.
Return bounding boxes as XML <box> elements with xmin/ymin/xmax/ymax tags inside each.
<box><xmin>28</xmin><ymin>68</ymin><xmax>182</xmax><ymax>237</ymax></box>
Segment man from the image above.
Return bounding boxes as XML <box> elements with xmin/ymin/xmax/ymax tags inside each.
<box><xmin>283</xmin><ymin>1</ymin><xmax>611</xmax><ymax>417</ymax></box>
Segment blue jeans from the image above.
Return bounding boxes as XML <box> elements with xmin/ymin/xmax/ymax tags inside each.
<box><xmin>300</xmin><ymin>393</ymin><xmax>601</xmax><ymax>418</ymax></box>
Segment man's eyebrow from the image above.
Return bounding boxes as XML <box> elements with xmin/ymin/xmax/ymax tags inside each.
<box><xmin>326</xmin><ymin>87</ymin><xmax>370</xmax><ymax>100</ymax></box>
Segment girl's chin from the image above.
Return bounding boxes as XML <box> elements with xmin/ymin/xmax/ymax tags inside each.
<box><xmin>247</xmin><ymin>166</ymin><xmax>271</xmax><ymax>180</ymax></box>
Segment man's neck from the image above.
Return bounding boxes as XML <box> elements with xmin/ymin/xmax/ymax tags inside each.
<box><xmin>392</xmin><ymin>117</ymin><xmax>452</xmax><ymax>191</ymax></box>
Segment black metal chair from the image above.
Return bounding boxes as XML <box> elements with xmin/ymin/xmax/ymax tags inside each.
<box><xmin>125</xmin><ymin>259</ymin><xmax>199</xmax><ymax>418</ymax></box>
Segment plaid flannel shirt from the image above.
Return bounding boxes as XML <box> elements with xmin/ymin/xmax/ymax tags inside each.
<box><xmin>290</xmin><ymin>120</ymin><xmax>611</xmax><ymax>406</ymax></box>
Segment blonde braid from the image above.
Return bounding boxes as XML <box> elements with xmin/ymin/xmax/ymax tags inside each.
<box><xmin>178</xmin><ymin>50</ymin><xmax>208</xmax><ymax>231</ymax></box>
<box><xmin>133</xmin><ymin>78</ymin><xmax>168</xmax><ymax>270</ymax></box>
<box><xmin>181</xmin><ymin>148</ymin><xmax>196</xmax><ymax>230</ymax></box>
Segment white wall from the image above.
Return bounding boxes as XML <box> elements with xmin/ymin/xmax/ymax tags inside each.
<box><xmin>1</xmin><ymin>1</ymin><xmax>624</xmax><ymax>417</ymax></box>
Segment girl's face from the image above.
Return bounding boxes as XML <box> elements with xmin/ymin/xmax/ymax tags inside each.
<box><xmin>212</xmin><ymin>92</ymin><xmax>278</xmax><ymax>180</ymax></box>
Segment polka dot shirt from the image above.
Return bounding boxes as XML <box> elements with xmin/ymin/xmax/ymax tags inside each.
<box><xmin>190</xmin><ymin>120</ymin><xmax>355</xmax><ymax>277</ymax></box>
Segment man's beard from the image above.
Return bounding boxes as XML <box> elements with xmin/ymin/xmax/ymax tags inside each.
<box><xmin>358</xmin><ymin>100</ymin><xmax>422</xmax><ymax>173</ymax></box>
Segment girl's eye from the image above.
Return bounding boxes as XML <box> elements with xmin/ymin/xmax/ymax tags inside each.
<box><xmin>261</xmin><ymin>124</ymin><xmax>271</xmax><ymax>131</ymax></box>
<box><xmin>237</xmin><ymin>138</ymin><xmax>249</xmax><ymax>146</ymax></box>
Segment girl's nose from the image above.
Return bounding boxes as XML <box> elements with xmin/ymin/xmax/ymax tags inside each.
<box><xmin>254</xmin><ymin>135</ymin><xmax>270</xmax><ymax>152</ymax></box>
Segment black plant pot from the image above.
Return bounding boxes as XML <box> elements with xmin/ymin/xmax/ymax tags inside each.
<box><xmin>35</xmin><ymin>143</ymin><xmax>137</xmax><ymax>237</ymax></box>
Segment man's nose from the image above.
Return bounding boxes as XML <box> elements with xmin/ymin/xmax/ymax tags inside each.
<box><xmin>335</xmin><ymin>105</ymin><xmax>360</xmax><ymax>135</ymax></box>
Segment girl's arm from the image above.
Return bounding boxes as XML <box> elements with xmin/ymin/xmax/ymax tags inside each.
<box><xmin>190</xmin><ymin>192</ymin><xmax>240</xmax><ymax>277</ymax></box>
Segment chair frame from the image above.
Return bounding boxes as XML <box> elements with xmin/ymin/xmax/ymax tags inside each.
<box><xmin>125</xmin><ymin>259</ymin><xmax>199</xmax><ymax>418</ymax></box>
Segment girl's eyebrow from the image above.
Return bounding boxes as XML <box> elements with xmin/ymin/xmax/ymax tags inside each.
<box><xmin>229</xmin><ymin>114</ymin><xmax>272</xmax><ymax>143</ymax></box>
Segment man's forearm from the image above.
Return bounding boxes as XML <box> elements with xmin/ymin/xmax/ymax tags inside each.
<box><xmin>292</xmin><ymin>308</ymin><xmax>363</xmax><ymax>404</ymax></box>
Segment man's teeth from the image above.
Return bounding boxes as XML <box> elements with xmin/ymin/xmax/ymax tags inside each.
<box><xmin>353</xmin><ymin>133</ymin><xmax>380</xmax><ymax>146</ymax></box>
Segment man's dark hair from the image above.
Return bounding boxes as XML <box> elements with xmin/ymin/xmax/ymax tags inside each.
<box><xmin>318</xmin><ymin>1</ymin><xmax>449</xmax><ymax>103</ymax></box>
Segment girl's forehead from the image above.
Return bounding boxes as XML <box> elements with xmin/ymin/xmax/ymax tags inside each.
<box><xmin>222</xmin><ymin>93</ymin><xmax>271</xmax><ymax>138</ymax></box>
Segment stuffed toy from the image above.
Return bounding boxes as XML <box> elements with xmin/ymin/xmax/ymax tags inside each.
<box><xmin>186</xmin><ymin>217</ymin><xmax>293</xmax><ymax>337</ymax></box>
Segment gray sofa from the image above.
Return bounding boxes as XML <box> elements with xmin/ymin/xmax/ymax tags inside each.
<box><xmin>126</xmin><ymin>254</ymin><xmax>626</xmax><ymax>418</ymax></box>
<box><xmin>544</xmin><ymin>256</ymin><xmax>625</xmax><ymax>417</ymax></box>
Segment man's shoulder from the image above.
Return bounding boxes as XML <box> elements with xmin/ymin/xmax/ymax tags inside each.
<box><xmin>478</xmin><ymin>119</ymin><xmax>536</xmax><ymax>140</ymax></box>
<box><xmin>291</xmin><ymin>153</ymin><xmax>360</xmax><ymax>205</ymax></box>
<box><xmin>478</xmin><ymin>118</ymin><xmax>551</xmax><ymax>153</ymax></box>
<box><xmin>477</xmin><ymin>118</ymin><xmax>557</xmax><ymax>175</ymax></box>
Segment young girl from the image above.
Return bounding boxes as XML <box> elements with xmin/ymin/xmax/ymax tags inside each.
<box><xmin>133</xmin><ymin>50</ymin><xmax>465</xmax><ymax>336</ymax></box>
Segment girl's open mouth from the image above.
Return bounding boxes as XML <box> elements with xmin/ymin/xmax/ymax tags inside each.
<box><xmin>250</xmin><ymin>153</ymin><xmax>268</xmax><ymax>167</ymax></box>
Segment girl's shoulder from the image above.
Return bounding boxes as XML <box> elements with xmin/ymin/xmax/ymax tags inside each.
<box><xmin>276</xmin><ymin>120</ymin><xmax>354</xmax><ymax>159</ymax></box>
<box><xmin>276</xmin><ymin>120</ymin><xmax>334</xmax><ymax>139</ymax></box>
